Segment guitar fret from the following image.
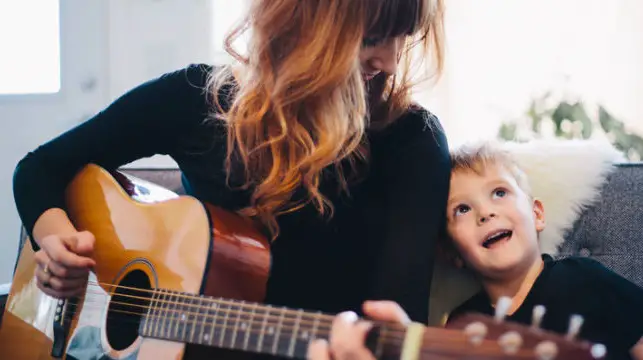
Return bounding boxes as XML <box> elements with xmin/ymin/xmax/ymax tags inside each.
<box><xmin>198</xmin><ymin>296</ymin><xmax>206</xmax><ymax>344</ymax></box>
<box><xmin>206</xmin><ymin>300</ymin><xmax>219</xmax><ymax>345</ymax></box>
<box><xmin>287</xmin><ymin>309</ymin><xmax>303</xmax><ymax>357</ymax></box>
<box><xmin>297</xmin><ymin>311</ymin><xmax>322</xmax><ymax>357</ymax></box>
<box><xmin>143</xmin><ymin>290</ymin><xmax>158</xmax><ymax>336</ymax></box>
<box><xmin>271</xmin><ymin>307</ymin><xmax>286</xmax><ymax>355</ymax></box>
<box><xmin>155</xmin><ymin>290</ymin><xmax>168</xmax><ymax>338</ymax></box>
<box><xmin>257</xmin><ymin>305</ymin><xmax>270</xmax><ymax>352</ymax></box>
<box><xmin>139</xmin><ymin>290</ymin><xmax>411</xmax><ymax>360</ymax></box>
<box><xmin>230</xmin><ymin>300</ymin><xmax>244</xmax><ymax>348</ymax></box>
<box><xmin>218</xmin><ymin>301</ymin><xmax>231</xmax><ymax>346</ymax></box>
<box><xmin>167</xmin><ymin>293</ymin><xmax>178</xmax><ymax>339</ymax></box>
<box><xmin>139</xmin><ymin>290</ymin><xmax>341</xmax><ymax>360</ymax></box>
<box><xmin>375</xmin><ymin>325</ymin><xmax>386</xmax><ymax>358</ymax></box>
<box><xmin>289</xmin><ymin>311</ymin><xmax>324</xmax><ymax>359</ymax></box>
<box><xmin>188</xmin><ymin>295</ymin><xmax>198</xmax><ymax>343</ymax></box>
<box><xmin>179</xmin><ymin>294</ymin><xmax>189</xmax><ymax>341</ymax></box>
<box><xmin>243</xmin><ymin>303</ymin><xmax>257</xmax><ymax>350</ymax></box>
<box><xmin>164</xmin><ymin>290</ymin><xmax>174</xmax><ymax>339</ymax></box>
<box><xmin>311</xmin><ymin>311</ymin><xmax>321</xmax><ymax>340</ymax></box>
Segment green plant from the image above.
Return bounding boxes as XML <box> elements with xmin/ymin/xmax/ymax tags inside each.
<box><xmin>497</xmin><ymin>92</ymin><xmax>643</xmax><ymax>161</ymax></box>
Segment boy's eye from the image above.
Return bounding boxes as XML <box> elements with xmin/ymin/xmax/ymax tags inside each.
<box><xmin>362</xmin><ymin>37</ymin><xmax>384</xmax><ymax>47</ymax></box>
<box><xmin>454</xmin><ymin>204</ymin><xmax>470</xmax><ymax>217</ymax></box>
<box><xmin>493</xmin><ymin>188</ymin><xmax>507</xmax><ymax>198</ymax></box>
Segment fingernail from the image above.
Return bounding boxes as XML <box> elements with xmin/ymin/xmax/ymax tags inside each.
<box><xmin>366</xmin><ymin>301</ymin><xmax>380</xmax><ymax>309</ymax></box>
<box><xmin>360</xmin><ymin>320</ymin><xmax>374</xmax><ymax>330</ymax></box>
<box><xmin>339</xmin><ymin>311</ymin><xmax>358</xmax><ymax>323</ymax></box>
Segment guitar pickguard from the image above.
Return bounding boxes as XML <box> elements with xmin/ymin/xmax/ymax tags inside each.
<box><xmin>65</xmin><ymin>272</ymin><xmax>142</xmax><ymax>360</ymax></box>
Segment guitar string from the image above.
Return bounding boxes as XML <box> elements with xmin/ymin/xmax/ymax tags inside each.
<box><xmin>83</xmin><ymin>279</ymin><xmax>378</xmax><ymax>323</ymax></box>
<box><xmin>57</xmin><ymin>304</ymin><xmax>535</xmax><ymax>357</ymax></box>
<box><xmin>73</xmin><ymin>281</ymin><xmax>409</xmax><ymax>336</ymax></box>
<box><xmin>64</xmin><ymin>290</ymin><xmax>380</xmax><ymax>335</ymax></box>
<box><xmin>58</xmin><ymin>292</ymin><xmax>508</xmax><ymax>349</ymax></box>
<box><xmin>44</xmin><ymin>282</ymin><xmax>568</xmax><ymax>356</ymax></box>
<box><xmin>56</xmin><ymin>297</ymin><xmax>543</xmax><ymax>357</ymax></box>
<box><xmin>64</xmin><ymin>296</ymin><xmax>467</xmax><ymax>344</ymax></box>
<box><xmin>54</xmin><ymin>283</ymin><xmax>569</xmax><ymax>355</ymax></box>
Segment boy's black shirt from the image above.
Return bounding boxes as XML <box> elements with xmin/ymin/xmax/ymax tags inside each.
<box><xmin>448</xmin><ymin>254</ymin><xmax>643</xmax><ymax>360</ymax></box>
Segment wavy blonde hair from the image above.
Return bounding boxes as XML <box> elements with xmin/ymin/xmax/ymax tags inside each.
<box><xmin>209</xmin><ymin>0</ymin><xmax>445</xmax><ymax>238</ymax></box>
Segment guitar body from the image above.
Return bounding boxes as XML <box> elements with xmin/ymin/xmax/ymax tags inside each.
<box><xmin>0</xmin><ymin>164</ymin><xmax>271</xmax><ymax>359</ymax></box>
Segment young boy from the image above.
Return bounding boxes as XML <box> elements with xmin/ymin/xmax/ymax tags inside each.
<box><xmin>443</xmin><ymin>142</ymin><xmax>643</xmax><ymax>360</ymax></box>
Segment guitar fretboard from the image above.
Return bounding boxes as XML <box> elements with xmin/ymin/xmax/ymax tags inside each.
<box><xmin>138</xmin><ymin>289</ymin><xmax>392</xmax><ymax>359</ymax></box>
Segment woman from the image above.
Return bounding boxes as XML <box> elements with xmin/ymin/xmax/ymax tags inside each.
<box><xmin>13</xmin><ymin>0</ymin><xmax>448</xmax><ymax>358</ymax></box>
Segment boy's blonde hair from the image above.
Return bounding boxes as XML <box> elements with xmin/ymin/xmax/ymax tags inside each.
<box><xmin>450</xmin><ymin>141</ymin><xmax>532</xmax><ymax>196</ymax></box>
<box><xmin>439</xmin><ymin>142</ymin><xmax>538</xmax><ymax>264</ymax></box>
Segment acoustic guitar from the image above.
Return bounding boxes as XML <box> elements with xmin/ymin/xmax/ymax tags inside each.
<box><xmin>0</xmin><ymin>164</ymin><xmax>605</xmax><ymax>359</ymax></box>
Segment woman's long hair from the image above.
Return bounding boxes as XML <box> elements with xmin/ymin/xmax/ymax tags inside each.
<box><xmin>209</xmin><ymin>0</ymin><xmax>445</xmax><ymax>238</ymax></box>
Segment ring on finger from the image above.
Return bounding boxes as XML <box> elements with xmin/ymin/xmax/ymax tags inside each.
<box><xmin>42</xmin><ymin>262</ymin><xmax>53</xmax><ymax>288</ymax></box>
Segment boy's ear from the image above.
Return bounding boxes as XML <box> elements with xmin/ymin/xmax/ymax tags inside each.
<box><xmin>533</xmin><ymin>198</ymin><xmax>546</xmax><ymax>232</ymax></box>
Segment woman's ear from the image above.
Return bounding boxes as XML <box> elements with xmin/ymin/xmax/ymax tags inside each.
<box><xmin>533</xmin><ymin>198</ymin><xmax>546</xmax><ymax>233</ymax></box>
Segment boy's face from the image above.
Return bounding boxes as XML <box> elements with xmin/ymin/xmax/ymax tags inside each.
<box><xmin>446</xmin><ymin>163</ymin><xmax>546</xmax><ymax>280</ymax></box>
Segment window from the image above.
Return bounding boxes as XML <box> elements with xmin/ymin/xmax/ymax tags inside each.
<box><xmin>418</xmin><ymin>0</ymin><xmax>643</xmax><ymax>160</ymax></box>
<box><xmin>0</xmin><ymin>0</ymin><xmax>60</xmax><ymax>95</ymax></box>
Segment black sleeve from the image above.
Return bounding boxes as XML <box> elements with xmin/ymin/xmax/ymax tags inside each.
<box><xmin>13</xmin><ymin>64</ymin><xmax>215</xmax><ymax>250</ymax></box>
<box><xmin>583</xmin><ymin>258</ymin><xmax>643</xmax><ymax>352</ymax></box>
<box><xmin>368</xmin><ymin>110</ymin><xmax>452</xmax><ymax>325</ymax></box>
<box><xmin>446</xmin><ymin>291</ymin><xmax>492</xmax><ymax>324</ymax></box>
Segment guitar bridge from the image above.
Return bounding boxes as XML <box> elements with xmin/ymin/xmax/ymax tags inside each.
<box><xmin>51</xmin><ymin>297</ymin><xmax>76</xmax><ymax>358</ymax></box>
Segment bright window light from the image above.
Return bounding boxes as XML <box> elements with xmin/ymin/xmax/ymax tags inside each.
<box><xmin>0</xmin><ymin>1</ymin><xmax>60</xmax><ymax>95</ymax></box>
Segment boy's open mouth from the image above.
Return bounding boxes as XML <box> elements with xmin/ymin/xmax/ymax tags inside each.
<box><xmin>483</xmin><ymin>230</ymin><xmax>513</xmax><ymax>249</ymax></box>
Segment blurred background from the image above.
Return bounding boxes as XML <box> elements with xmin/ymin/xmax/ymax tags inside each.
<box><xmin>0</xmin><ymin>0</ymin><xmax>641</xmax><ymax>284</ymax></box>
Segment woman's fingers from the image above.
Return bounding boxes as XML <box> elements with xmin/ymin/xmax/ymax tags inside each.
<box><xmin>307</xmin><ymin>339</ymin><xmax>331</xmax><ymax>360</ymax></box>
<box><xmin>328</xmin><ymin>311</ymin><xmax>375</xmax><ymax>360</ymax></box>
<box><xmin>41</xmin><ymin>234</ymin><xmax>95</xmax><ymax>269</ymax></box>
<box><xmin>307</xmin><ymin>310</ymin><xmax>378</xmax><ymax>360</ymax></box>
<box><xmin>33</xmin><ymin>233</ymin><xmax>94</xmax><ymax>299</ymax></box>
<box><xmin>363</xmin><ymin>300</ymin><xmax>410</xmax><ymax>324</ymax></box>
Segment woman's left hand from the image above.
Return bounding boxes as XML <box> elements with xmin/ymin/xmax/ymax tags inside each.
<box><xmin>307</xmin><ymin>300</ymin><xmax>411</xmax><ymax>360</ymax></box>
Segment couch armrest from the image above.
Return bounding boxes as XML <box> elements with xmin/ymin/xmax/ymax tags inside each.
<box><xmin>0</xmin><ymin>283</ymin><xmax>9</xmax><ymax>296</ymax></box>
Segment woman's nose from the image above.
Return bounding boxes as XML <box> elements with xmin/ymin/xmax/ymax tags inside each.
<box><xmin>368</xmin><ymin>39</ymin><xmax>401</xmax><ymax>75</ymax></box>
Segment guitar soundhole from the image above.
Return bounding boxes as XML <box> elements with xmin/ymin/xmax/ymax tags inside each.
<box><xmin>106</xmin><ymin>269</ymin><xmax>152</xmax><ymax>351</ymax></box>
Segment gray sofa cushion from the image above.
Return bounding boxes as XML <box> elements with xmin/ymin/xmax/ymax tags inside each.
<box><xmin>557</xmin><ymin>163</ymin><xmax>643</xmax><ymax>288</ymax></box>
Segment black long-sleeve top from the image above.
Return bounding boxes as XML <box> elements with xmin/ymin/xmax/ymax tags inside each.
<box><xmin>13</xmin><ymin>64</ymin><xmax>451</xmax><ymax>324</ymax></box>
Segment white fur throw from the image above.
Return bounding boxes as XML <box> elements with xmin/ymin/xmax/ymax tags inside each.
<box><xmin>500</xmin><ymin>139</ymin><xmax>624</xmax><ymax>254</ymax></box>
<box><xmin>427</xmin><ymin>138</ymin><xmax>624</xmax><ymax>326</ymax></box>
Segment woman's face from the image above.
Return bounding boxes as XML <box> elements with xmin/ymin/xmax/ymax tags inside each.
<box><xmin>359</xmin><ymin>36</ymin><xmax>405</xmax><ymax>81</ymax></box>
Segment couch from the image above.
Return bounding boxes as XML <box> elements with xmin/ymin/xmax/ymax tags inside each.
<box><xmin>2</xmin><ymin>162</ymin><xmax>642</xmax><ymax>324</ymax></box>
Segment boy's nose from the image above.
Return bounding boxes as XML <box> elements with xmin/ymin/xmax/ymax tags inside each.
<box><xmin>478</xmin><ymin>212</ymin><xmax>497</xmax><ymax>224</ymax></box>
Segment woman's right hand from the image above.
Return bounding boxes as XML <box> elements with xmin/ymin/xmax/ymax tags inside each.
<box><xmin>34</xmin><ymin>231</ymin><xmax>96</xmax><ymax>299</ymax></box>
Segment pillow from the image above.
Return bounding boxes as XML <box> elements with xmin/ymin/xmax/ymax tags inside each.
<box><xmin>427</xmin><ymin>138</ymin><xmax>624</xmax><ymax>326</ymax></box>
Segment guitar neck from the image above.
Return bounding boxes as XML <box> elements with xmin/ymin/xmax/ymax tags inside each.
<box><xmin>138</xmin><ymin>289</ymin><xmax>400</xmax><ymax>359</ymax></box>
